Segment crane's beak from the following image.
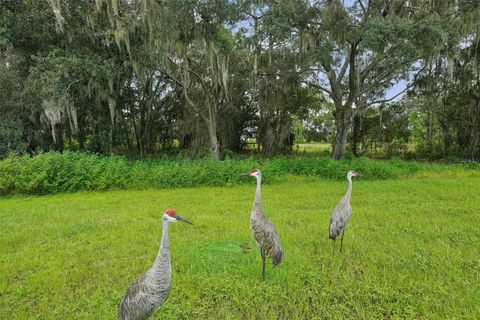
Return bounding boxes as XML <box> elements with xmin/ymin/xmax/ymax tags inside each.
<box><xmin>356</xmin><ymin>173</ymin><xmax>364</xmax><ymax>177</ymax></box>
<box><xmin>175</xmin><ymin>215</ymin><xmax>193</xmax><ymax>225</ymax></box>
<box><xmin>240</xmin><ymin>172</ymin><xmax>250</xmax><ymax>176</ymax></box>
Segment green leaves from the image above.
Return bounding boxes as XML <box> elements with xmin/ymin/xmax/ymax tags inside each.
<box><xmin>2</xmin><ymin>151</ymin><xmax>475</xmax><ymax>196</ymax></box>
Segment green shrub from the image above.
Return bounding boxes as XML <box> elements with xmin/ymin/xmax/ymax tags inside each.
<box><xmin>0</xmin><ymin>152</ymin><xmax>478</xmax><ymax>196</ymax></box>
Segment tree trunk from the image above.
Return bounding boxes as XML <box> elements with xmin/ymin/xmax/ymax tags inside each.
<box><xmin>207</xmin><ymin>120</ymin><xmax>220</xmax><ymax>160</ymax></box>
<box><xmin>206</xmin><ymin>100</ymin><xmax>220</xmax><ymax>160</ymax></box>
<box><xmin>78</xmin><ymin>123</ymin><xmax>85</xmax><ymax>150</ymax></box>
<box><xmin>109</xmin><ymin>105</ymin><xmax>119</xmax><ymax>154</ymax></box>
<box><xmin>91</xmin><ymin>121</ymin><xmax>102</xmax><ymax>153</ymax></box>
<box><xmin>332</xmin><ymin>103</ymin><xmax>353</xmax><ymax>160</ymax></box>
<box><xmin>53</xmin><ymin>123</ymin><xmax>63</xmax><ymax>152</ymax></box>
<box><xmin>210</xmin><ymin>131</ymin><xmax>220</xmax><ymax>160</ymax></box>
<box><xmin>132</xmin><ymin>117</ymin><xmax>142</xmax><ymax>158</ymax></box>
<box><xmin>332</xmin><ymin>121</ymin><xmax>349</xmax><ymax>159</ymax></box>
<box><xmin>328</xmin><ymin>42</ymin><xmax>358</xmax><ymax>160</ymax></box>
<box><xmin>439</xmin><ymin>119</ymin><xmax>449</xmax><ymax>159</ymax></box>
<box><xmin>352</xmin><ymin>113</ymin><xmax>361</xmax><ymax>157</ymax></box>
<box><xmin>426</xmin><ymin>109</ymin><xmax>433</xmax><ymax>145</ymax></box>
<box><xmin>469</xmin><ymin>98</ymin><xmax>480</xmax><ymax>159</ymax></box>
<box><xmin>110</xmin><ymin>123</ymin><xmax>119</xmax><ymax>154</ymax></box>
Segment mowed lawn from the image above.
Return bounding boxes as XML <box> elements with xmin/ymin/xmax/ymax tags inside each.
<box><xmin>1</xmin><ymin>175</ymin><xmax>479</xmax><ymax>319</ymax></box>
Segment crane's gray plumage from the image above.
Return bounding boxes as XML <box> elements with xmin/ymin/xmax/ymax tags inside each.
<box><xmin>329</xmin><ymin>170</ymin><xmax>360</xmax><ymax>253</ymax></box>
<box><xmin>119</xmin><ymin>209</ymin><xmax>192</xmax><ymax>320</ymax></box>
<box><xmin>243</xmin><ymin>169</ymin><xmax>283</xmax><ymax>279</ymax></box>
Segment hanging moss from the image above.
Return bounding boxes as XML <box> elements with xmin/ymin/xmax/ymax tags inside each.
<box><xmin>43</xmin><ymin>99</ymin><xmax>64</xmax><ymax>142</ymax></box>
<box><xmin>48</xmin><ymin>0</ymin><xmax>64</xmax><ymax>32</ymax></box>
<box><xmin>107</xmin><ymin>96</ymin><xmax>116</xmax><ymax>124</ymax></box>
<box><xmin>112</xmin><ymin>0</ymin><xmax>118</xmax><ymax>16</ymax></box>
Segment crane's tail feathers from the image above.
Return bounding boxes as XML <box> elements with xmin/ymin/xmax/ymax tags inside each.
<box><xmin>272</xmin><ymin>248</ymin><xmax>283</xmax><ymax>267</ymax></box>
<box><xmin>329</xmin><ymin>225</ymin><xmax>340</xmax><ymax>240</ymax></box>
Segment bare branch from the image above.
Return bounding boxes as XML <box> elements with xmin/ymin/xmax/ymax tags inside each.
<box><xmin>366</xmin><ymin>82</ymin><xmax>415</xmax><ymax>106</ymax></box>
<box><xmin>243</xmin><ymin>10</ymin><xmax>265</xmax><ymax>20</ymax></box>
<box><xmin>361</xmin><ymin>58</ymin><xmax>423</xmax><ymax>95</ymax></box>
<box><xmin>356</xmin><ymin>0</ymin><xmax>366</xmax><ymax>14</ymax></box>
<box><xmin>64</xmin><ymin>79</ymin><xmax>81</xmax><ymax>96</ymax></box>
<box><xmin>365</xmin><ymin>64</ymin><xmax>428</xmax><ymax>106</ymax></box>
<box><xmin>302</xmin><ymin>81</ymin><xmax>332</xmax><ymax>95</ymax></box>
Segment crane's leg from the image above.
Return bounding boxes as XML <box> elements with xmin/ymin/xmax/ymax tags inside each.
<box><xmin>340</xmin><ymin>229</ymin><xmax>345</xmax><ymax>253</ymax></box>
<box><xmin>261</xmin><ymin>248</ymin><xmax>266</xmax><ymax>280</ymax></box>
<box><xmin>332</xmin><ymin>239</ymin><xmax>336</xmax><ymax>255</ymax></box>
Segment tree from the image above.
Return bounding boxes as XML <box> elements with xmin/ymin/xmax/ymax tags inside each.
<box><xmin>409</xmin><ymin>0</ymin><xmax>480</xmax><ymax>159</ymax></box>
<box><xmin>2</xmin><ymin>0</ymin><xmax>480</xmax><ymax>161</ymax></box>
<box><xmin>161</xmin><ymin>2</ymin><xmax>234</xmax><ymax>159</ymax></box>
<box><xmin>303</xmin><ymin>1</ymin><xmax>455</xmax><ymax>159</ymax></box>
<box><xmin>240</xmin><ymin>0</ymin><xmax>314</xmax><ymax>156</ymax></box>
<box><xmin>64</xmin><ymin>0</ymin><xmax>240</xmax><ymax>159</ymax></box>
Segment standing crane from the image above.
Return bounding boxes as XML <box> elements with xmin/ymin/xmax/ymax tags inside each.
<box><xmin>119</xmin><ymin>208</ymin><xmax>192</xmax><ymax>320</ymax></box>
<box><xmin>242</xmin><ymin>169</ymin><xmax>283</xmax><ymax>280</ymax></box>
<box><xmin>329</xmin><ymin>170</ymin><xmax>361</xmax><ymax>253</ymax></box>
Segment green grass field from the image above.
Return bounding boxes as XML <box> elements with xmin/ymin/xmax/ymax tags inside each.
<box><xmin>1</xmin><ymin>174</ymin><xmax>479</xmax><ymax>319</ymax></box>
<box><xmin>294</xmin><ymin>143</ymin><xmax>332</xmax><ymax>155</ymax></box>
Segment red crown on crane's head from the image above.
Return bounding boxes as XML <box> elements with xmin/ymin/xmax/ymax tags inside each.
<box><xmin>165</xmin><ymin>208</ymin><xmax>177</xmax><ymax>216</ymax></box>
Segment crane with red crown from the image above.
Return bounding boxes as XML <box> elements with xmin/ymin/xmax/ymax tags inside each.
<box><xmin>242</xmin><ymin>169</ymin><xmax>283</xmax><ymax>280</ymax></box>
<box><xmin>119</xmin><ymin>208</ymin><xmax>192</xmax><ymax>320</ymax></box>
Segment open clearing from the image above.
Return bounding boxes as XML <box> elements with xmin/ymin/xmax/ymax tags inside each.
<box><xmin>1</xmin><ymin>175</ymin><xmax>479</xmax><ymax>319</ymax></box>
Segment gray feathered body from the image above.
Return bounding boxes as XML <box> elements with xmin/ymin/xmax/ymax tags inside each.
<box><xmin>119</xmin><ymin>221</ymin><xmax>171</xmax><ymax>320</ymax></box>
<box><xmin>329</xmin><ymin>176</ymin><xmax>353</xmax><ymax>240</ymax></box>
<box><xmin>250</xmin><ymin>176</ymin><xmax>283</xmax><ymax>266</ymax></box>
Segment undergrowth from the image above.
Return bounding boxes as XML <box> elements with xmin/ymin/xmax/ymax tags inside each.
<box><xmin>0</xmin><ymin>152</ymin><xmax>478</xmax><ymax>195</ymax></box>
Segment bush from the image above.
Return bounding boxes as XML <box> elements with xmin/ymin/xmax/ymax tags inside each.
<box><xmin>0</xmin><ymin>152</ymin><xmax>478</xmax><ymax>196</ymax></box>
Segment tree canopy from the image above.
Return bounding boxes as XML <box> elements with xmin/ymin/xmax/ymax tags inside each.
<box><xmin>1</xmin><ymin>0</ymin><xmax>479</xmax><ymax>160</ymax></box>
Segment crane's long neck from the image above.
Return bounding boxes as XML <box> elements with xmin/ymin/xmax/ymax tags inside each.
<box><xmin>345</xmin><ymin>175</ymin><xmax>353</xmax><ymax>203</ymax></box>
<box><xmin>153</xmin><ymin>219</ymin><xmax>170</xmax><ymax>271</ymax></box>
<box><xmin>253</xmin><ymin>175</ymin><xmax>262</xmax><ymax>211</ymax></box>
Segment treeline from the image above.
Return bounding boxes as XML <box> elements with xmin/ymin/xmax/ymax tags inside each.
<box><xmin>1</xmin><ymin>1</ymin><xmax>479</xmax><ymax>160</ymax></box>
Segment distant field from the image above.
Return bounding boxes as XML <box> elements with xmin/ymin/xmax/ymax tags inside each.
<box><xmin>245</xmin><ymin>141</ymin><xmax>332</xmax><ymax>155</ymax></box>
<box><xmin>1</xmin><ymin>175</ymin><xmax>479</xmax><ymax>319</ymax></box>
<box><xmin>294</xmin><ymin>142</ymin><xmax>332</xmax><ymax>155</ymax></box>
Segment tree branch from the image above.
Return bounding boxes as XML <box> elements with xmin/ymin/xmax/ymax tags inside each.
<box><xmin>322</xmin><ymin>62</ymin><xmax>342</xmax><ymax>104</ymax></box>
<box><xmin>337</xmin><ymin>53</ymin><xmax>350</xmax><ymax>83</ymax></box>
<box><xmin>64</xmin><ymin>79</ymin><xmax>81</xmax><ymax>96</ymax></box>
<box><xmin>302</xmin><ymin>81</ymin><xmax>332</xmax><ymax>95</ymax></box>
<box><xmin>357</xmin><ymin>0</ymin><xmax>366</xmax><ymax>14</ymax></box>
<box><xmin>243</xmin><ymin>10</ymin><xmax>266</xmax><ymax>20</ymax></box>
<box><xmin>361</xmin><ymin>59</ymin><xmax>424</xmax><ymax>95</ymax></box>
<box><xmin>366</xmin><ymin>82</ymin><xmax>415</xmax><ymax>106</ymax></box>
<box><xmin>345</xmin><ymin>41</ymin><xmax>359</xmax><ymax>107</ymax></box>
<box><xmin>365</xmin><ymin>64</ymin><xmax>428</xmax><ymax>106</ymax></box>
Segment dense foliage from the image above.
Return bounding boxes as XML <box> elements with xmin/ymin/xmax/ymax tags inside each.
<box><xmin>1</xmin><ymin>1</ymin><xmax>479</xmax><ymax>160</ymax></box>
<box><xmin>1</xmin><ymin>151</ymin><xmax>479</xmax><ymax>196</ymax></box>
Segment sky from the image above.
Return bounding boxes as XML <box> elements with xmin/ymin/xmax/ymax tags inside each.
<box><xmin>385</xmin><ymin>80</ymin><xmax>408</xmax><ymax>102</ymax></box>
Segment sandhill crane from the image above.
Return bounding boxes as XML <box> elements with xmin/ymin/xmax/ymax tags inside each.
<box><xmin>242</xmin><ymin>169</ymin><xmax>283</xmax><ymax>280</ymax></box>
<box><xmin>119</xmin><ymin>208</ymin><xmax>192</xmax><ymax>320</ymax></box>
<box><xmin>329</xmin><ymin>170</ymin><xmax>361</xmax><ymax>253</ymax></box>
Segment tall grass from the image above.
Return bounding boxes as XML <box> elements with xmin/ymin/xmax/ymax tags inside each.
<box><xmin>0</xmin><ymin>152</ymin><xmax>478</xmax><ymax>196</ymax></box>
